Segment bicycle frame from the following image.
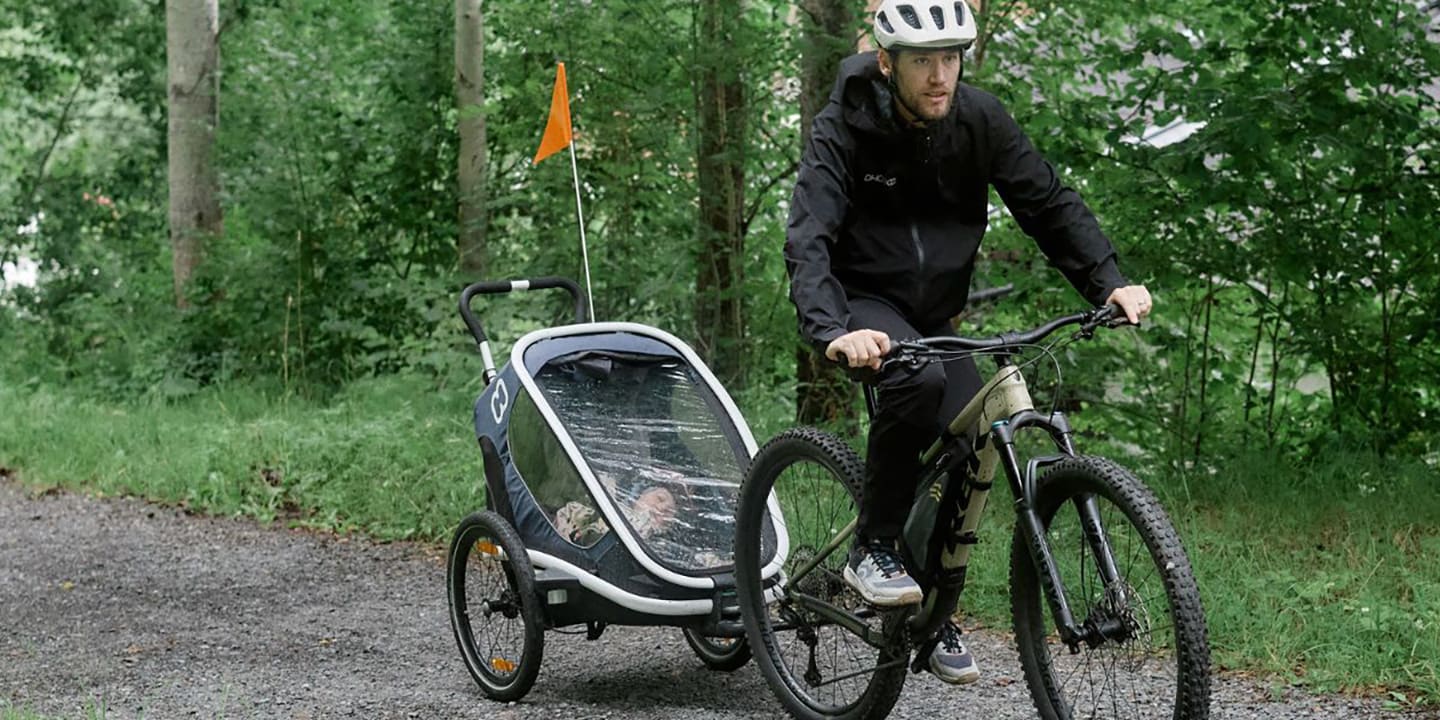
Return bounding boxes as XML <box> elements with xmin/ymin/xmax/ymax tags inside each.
<box><xmin>913</xmin><ymin>355</ymin><xmax>1124</xmax><ymax>652</ymax></box>
<box><xmin>782</xmin><ymin>354</ymin><xmax>1129</xmax><ymax>656</ymax></box>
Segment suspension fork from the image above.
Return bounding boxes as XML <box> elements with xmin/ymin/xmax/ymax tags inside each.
<box><xmin>997</xmin><ymin>412</ymin><xmax>1087</xmax><ymax>648</ymax></box>
<box><xmin>1000</xmin><ymin>412</ymin><xmax>1129</xmax><ymax>649</ymax></box>
<box><xmin>1074</xmin><ymin>494</ymin><xmax>1124</xmax><ymax>592</ymax></box>
<box><xmin>1042</xmin><ymin>421</ymin><xmax>1124</xmax><ymax>591</ymax></box>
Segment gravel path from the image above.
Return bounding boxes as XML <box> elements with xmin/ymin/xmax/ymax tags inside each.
<box><xmin>1</xmin><ymin>480</ymin><xmax>1424</xmax><ymax>719</ymax></box>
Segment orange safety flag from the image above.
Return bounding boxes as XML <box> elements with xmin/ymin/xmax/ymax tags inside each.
<box><xmin>532</xmin><ymin>62</ymin><xmax>573</xmax><ymax>164</ymax></box>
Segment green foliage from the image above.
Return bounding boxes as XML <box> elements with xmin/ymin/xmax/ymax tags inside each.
<box><xmin>1163</xmin><ymin>1</ymin><xmax>1440</xmax><ymax>454</ymax></box>
<box><xmin>4</xmin><ymin>0</ymin><xmax>804</xmax><ymax>397</ymax></box>
<box><xmin>7</xmin><ymin>0</ymin><xmax>1437</xmax><ymax>456</ymax></box>
<box><xmin>1</xmin><ymin>704</ymin><xmax>106</xmax><ymax>720</ymax></box>
<box><xmin>978</xmin><ymin>0</ymin><xmax>1440</xmax><ymax>458</ymax></box>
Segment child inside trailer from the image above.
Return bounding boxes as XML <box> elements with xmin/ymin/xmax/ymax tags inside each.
<box><xmin>554</xmin><ymin>484</ymin><xmax>678</xmax><ymax>546</ymax></box>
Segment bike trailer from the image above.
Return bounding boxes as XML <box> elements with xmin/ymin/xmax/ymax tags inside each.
<box><xmin>461</xmin><ymin>278</ymin><xmax>785</xmax><ymax>626</ymax></box>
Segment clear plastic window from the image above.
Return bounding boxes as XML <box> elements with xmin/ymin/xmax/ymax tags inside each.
<box><xmin>536</xmin><ymin>352</ymin><xmax>746</xmax><ymax>572</ymax></box>
<box><xmin>508</xmin><ymin>388</ymin><xmax>610</xmax><ymax>547</ymax></box>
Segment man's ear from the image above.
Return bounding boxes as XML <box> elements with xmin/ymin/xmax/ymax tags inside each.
<box><xmin>878</xmin><ymin>48</ymin><xmax>892</xmax><ymax>78</ymax></box>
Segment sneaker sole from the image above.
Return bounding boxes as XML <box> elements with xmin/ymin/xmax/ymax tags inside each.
<box><xmin>842</xmin><ymin>566</ymin><xmax>922</xmax><ymax>607</ymax></box>
<box><xmin>929</xmin><ymin>657</ymin><xmax>981</xmax><ymax>685</ymax></box>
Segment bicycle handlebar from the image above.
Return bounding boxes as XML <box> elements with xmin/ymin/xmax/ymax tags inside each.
<box><xmin>836</xmin><ymin>305</ymin><xmax>1131</xmax><ymax>381</ymax></box>
<box><xmin>892</xmin><ymin>304</ymin><xmax>1126</xmax><ymax>356</ymax></box>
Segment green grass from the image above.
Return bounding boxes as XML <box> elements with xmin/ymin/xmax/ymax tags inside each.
<box><xmin>0</xmin><ymin>375</ymin><xmax>485</xmax><ymax>541</ymax></box>
<box><xmin>1177</xmin><ymin>451</ymin><xmax>1440</xmax><ymax>704</ymax></box>
<box><xmin>2</xmin><ymin>377</ymin><xmax>1437</xmax><ymax>705</ymax></box>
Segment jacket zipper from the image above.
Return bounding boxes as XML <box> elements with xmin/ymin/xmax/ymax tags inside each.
<box><xmin>910</xmin><ymin>221</ymin><xmax>926</xmax><ymax>309</ymax></box>
<box><xmin>910</xmin><ymin>222</ymin><xmax>926</xmax><ymax>270</ymax></box>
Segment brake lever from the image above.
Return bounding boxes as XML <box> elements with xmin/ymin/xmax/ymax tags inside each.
<box><xmin>1077</xmin><ymin>305</ymin><xmax>1134</xmax><ymax>337</ymax></box>
<box><xmin>879</xmin><ymin>342</ymin><xmax>932</xmax><ymax>373</ymax></box>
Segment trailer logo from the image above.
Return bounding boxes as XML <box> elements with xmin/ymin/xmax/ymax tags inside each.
<box><xmin>490</xmin><ymin>378</ymin><xmax>510</xmax><ymax>423</ymax></box>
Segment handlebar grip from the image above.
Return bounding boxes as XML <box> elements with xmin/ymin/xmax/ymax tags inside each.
<box><xmin>1098</xmin><ymin>303</ymin><xmax>1139</xmax><ymax>328</ymax></box>
<box><xmin>1077</xmin><ymin>304</ymin><xmax>1136</xmax><ymax>335</ymax></box>
<box><xmin>829</xmin><ymin>351</ymin><xmax>883</xmax><ymax>383</ymax></box>
<box><xmin>458</xmin><ymin>277</ymin><xmax>587</xmax><ymax>347</ymax></box>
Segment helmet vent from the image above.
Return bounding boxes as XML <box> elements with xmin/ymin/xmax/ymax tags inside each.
<box><xmin>877</xmin><ymin>12</ymin><xmax>895</xmax><ymax>35</ymax></box>
<box><xmin>954</xmin><ymin>2</ymin><xmax>968</xmax><ymax>26</ymax></box>
<box><xmin>930</xmin><ymin>6</ymin><xmax>946</xmax><ymax>29</ymax></box>
<box><xmin>897</xmin><ymin>5</ymin><xmax>922</xmax><ymax>30</ymax></box>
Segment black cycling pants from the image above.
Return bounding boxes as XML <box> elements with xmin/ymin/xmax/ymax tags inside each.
<box><xmin>847</xmin><ymin>297</ymin><xmax>982</xmax><ymax>544</ymax></box>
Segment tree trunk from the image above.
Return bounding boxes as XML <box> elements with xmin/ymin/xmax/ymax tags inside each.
<box><xmin>794</xmin><ymin>0</ymin><xmax>859</xmax><ymax>429</ymax></box>
<box><xmin>1242</xmin><ymin>290</ymin><xmax>1266</xmax><ymax>442</ymax></box>
<box><xmin>1265</xmin><ymin>282</ymin><xmax>1290</xmax><ymax>449</ymax></box>
<box><xmin>969</xmin><ymin>0</ymin><xmax>1001</xmax><ymax>73</ymax></box>
<box><xmin>166</xmin><ymin>0</ymin><xmax>222</xmax><ymax>309</ymax></box>
<box><xmin>694</xmin><ymin>0</ymin><xmax>747</xmax><ymax>388</ymax></box>
<box><xmin>455</xmin><ymin>0</ymin><xmax>487</xmax><ymax>276</ymax></box>
<box><xmin>1192</xmin><ymin>280</ymin><xmax>1216</xmax><ymax>461</ymax></box>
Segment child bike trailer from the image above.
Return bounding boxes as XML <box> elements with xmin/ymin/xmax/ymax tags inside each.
<box><xmin>445</xmin><ymin>277</ymin><xmax>786</xmax><ymax>701</ymax></box>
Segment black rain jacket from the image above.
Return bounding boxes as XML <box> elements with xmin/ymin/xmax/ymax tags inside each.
<box><xmin>784</xmin><ymin>52</ymin><xmax>1127</xmax><ymax>349</ymax></box>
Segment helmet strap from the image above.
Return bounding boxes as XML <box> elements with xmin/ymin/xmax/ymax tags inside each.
<box><xmin>890</xmin><ymin>76</ymin><xmax>928</xmax><ymax>126</ymax></box>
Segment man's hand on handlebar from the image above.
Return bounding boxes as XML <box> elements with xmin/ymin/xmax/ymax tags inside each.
<box><xmin>825</xmin><ymin>329</ymin><xmax>891</xmax><ymax>370</ymax></box>
<box><xmin>1105</xmin><ymin>285</ymin><xmax>1154</xmax><ymax>325</ymax></box>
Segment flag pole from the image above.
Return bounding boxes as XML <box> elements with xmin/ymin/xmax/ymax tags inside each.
<box><xmin>533</xmin><ymin>61</ymin><xmax>594</xmax><ymax>322</ymax></box>
<box><xmin>566</xmin><ymin>137</ymin><xmax>595</xmax><ymax>322</ymax></box>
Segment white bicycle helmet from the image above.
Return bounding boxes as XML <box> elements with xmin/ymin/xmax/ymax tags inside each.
<box><xmin>873</xmin><ymin>0</ymin><xmax>977</xmax><ymax>50</ymax></box>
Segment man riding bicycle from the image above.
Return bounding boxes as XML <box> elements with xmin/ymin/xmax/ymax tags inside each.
<box><xmin>784</xmin><ymin>0</ymin><xmax>1153</xmax><ymax>685</ymax></box>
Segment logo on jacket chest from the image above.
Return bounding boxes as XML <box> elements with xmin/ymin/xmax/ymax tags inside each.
<box><xmin>863</xmin><ymin>173</ymin><xmax>898</xmax><ymax>187</ymax></box>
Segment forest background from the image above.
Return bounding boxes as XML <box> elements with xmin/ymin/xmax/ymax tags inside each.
<box><xmin>2</xmin><ymin>0</ymin><xmax>1438</xmax><ymax>707</ymax></box>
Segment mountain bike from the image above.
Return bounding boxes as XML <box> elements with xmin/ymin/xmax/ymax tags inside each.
<box><xmin>732</xmin><ymin>305</ymin><xmax>1211</xmax><ymax>720</ymax></box>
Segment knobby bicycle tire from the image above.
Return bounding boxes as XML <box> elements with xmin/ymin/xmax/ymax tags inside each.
<box><xmin>1010</xmin><ymin>456</ymin><xmax>1211</xmax><ymax>720</ymax></box>
<box><xmin>447</xmin><ymin>510</ymin><xmax>545</xmax><ymax>702</ymax></box>
<box><xmin>734</xmin><ymin>427</ymin><xmax>908</xmax><ymax>720</ymax></box>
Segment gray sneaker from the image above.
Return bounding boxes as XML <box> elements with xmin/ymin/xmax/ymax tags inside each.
<box><xmin>929</xmin><ymin>620</ymin><xmax>980</xmax><ymax>685</ymax></box>
<box><xmin>842</xmin><ymin>542</ymin><xmax>922</xmax><ymax>607</ymax></box>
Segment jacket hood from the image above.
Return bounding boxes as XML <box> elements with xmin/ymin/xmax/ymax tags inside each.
<box><xmin>830</xmin><ymin>52</ymin><xmax>898</xmax><ymax>136</ymax></box>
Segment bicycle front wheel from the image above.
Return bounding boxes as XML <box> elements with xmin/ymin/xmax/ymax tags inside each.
<box><xmin>1011</xmin><ymin>456</ymin><xmax>1211</xmax><ymax>720</ymax></box>
<box><xmin>733</xmin><ymin>427</ymin><xmax>908</xmax><ymax>720</ymax></box>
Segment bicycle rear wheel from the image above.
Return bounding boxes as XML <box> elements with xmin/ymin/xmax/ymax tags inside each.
<box><xmin>734</xmin><ymin>428</ymin><xmax>908</xmax><ymax>720</ymax></box>
<box><xmin>1011</xmin><ymin>456</ymin><xmax>1211</xmax><ymax>720</ymax></box>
